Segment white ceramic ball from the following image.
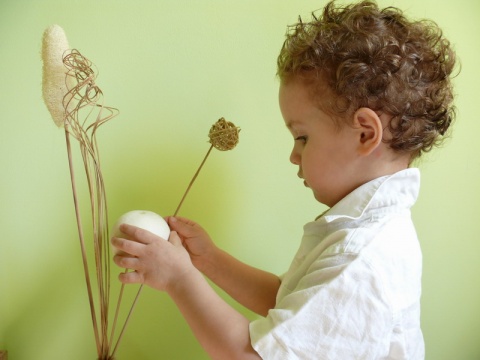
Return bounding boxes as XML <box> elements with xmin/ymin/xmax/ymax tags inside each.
<box><xmin>112</xmin><ymin>210</ymin><xmax>170</xmax><ymax>240</ymax></box>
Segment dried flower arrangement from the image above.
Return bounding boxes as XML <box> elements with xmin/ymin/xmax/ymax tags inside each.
<box><xmin>42</xmin><ymin>24</ymin><xmax>118</xmax><ymax>359</ymax></box>
<box><xmin>41</xmin><ymin>24</ymin><xmax>239</xmax><ymax>359</ymax></box>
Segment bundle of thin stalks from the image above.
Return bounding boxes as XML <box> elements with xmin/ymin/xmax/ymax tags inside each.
<box><xmin>42</xmin><ymin>24</ymin><xmax>119</xmax><ymax>359</ymax></box>
<box><xmin>62</xmin><ymin>49</ymin><xmax>118</xmax><ymax>359</ymax></box>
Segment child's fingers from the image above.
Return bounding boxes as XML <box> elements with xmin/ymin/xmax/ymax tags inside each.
<box><xmin>118</xmin><ymin>223</ymin><xmax>160</xmax><ymax>243</ymax></box>
<box><xmin>168</xmin><ymin>217</ymin><xmax>198</xmax><ymax>237</ymax></box>
<box><xmin>113</xmin><ymin>253</ymin><xmax>140</xmax><ymax>270</ymax></box>
<box><xmin>111</xmin><ymin>236</ymin><xmax>144</xmax><ymax>257</ymax></box>
<box><xmin>167</xmin><ymin>215</ymin><xmax>194</xmax><ymax>226</ymax></box>
<box><xmin>118</xmin><ymin>270</ymin><xmax>144</xmax><ymax>284</ymax></box>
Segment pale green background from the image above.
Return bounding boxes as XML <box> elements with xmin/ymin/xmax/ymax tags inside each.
<box><xmin>0</xmin><ymin>0</ymin><xmax>479</xmax><ymax>359</ymax></box>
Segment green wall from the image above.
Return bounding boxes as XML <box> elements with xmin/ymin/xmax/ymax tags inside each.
<box><xmin>0</xmin><ymin>1</ymin><xmax>478</xmax><ymax>359</ymax></box>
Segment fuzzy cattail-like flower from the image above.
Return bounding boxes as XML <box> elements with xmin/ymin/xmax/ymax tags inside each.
<box><xmin>41</xmin><ymin>24</ymin><xmax>71</xmax><ymax>127</ymax></box>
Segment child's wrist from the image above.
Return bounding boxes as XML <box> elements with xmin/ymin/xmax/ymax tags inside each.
<box><xmin>192</xmin><ymin>245</ymin><xmax>220</xmax><ymax>278</ymax></box>
<box><xmin>165</xmin><ymin>263</ymin><xmax>199</xmax><ymax>296</ymax></box>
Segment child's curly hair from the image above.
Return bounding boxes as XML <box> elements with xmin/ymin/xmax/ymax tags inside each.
<box><xmin>277</xmin><ymin>0</ymin><xmax>457</xmax><ymax>160</ymax></box>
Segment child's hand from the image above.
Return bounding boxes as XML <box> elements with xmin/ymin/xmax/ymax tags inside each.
<box><xmin>165</xmin><ymin>216</ymin><xmax>217</xmax><ymax>273</ymax></box>
<box><xmin>111</xmin><ymin>224</ymin><xmax>194</xmax><ymax>292</ymax></box>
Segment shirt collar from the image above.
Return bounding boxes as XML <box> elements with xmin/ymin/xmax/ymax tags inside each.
<box><xmin>320</xmin><ymin>168</ymin><xmax>420</xmax><ymax>223</ymax></box>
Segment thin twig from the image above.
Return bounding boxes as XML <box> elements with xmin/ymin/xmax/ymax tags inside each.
<box><xmin>174</xmin><ymin>144</ymin><xmax>214</xmax><ymax>216</ymax></box>
<box><xmin>65</xmin><ymin>127</ymin><xmax>101</xmax><ymax>354</ymax></box>
<box><xmin>108</xmin><ymin>271</ymin><xmax>127</xmax><ymax>351</ymax></box>
<box><xmin>110</xmin><ymin>284</ymin><xmax>145</xmax><ymax>358</ymax></box>
<box><xmin>110</xmin><ymin>143</ymin><xmax>215</xmax><ymax>357</ymax></box>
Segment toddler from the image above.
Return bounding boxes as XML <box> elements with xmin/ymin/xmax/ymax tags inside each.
<box><xmin>112</xmin><ymin>1</ymin><xmax>456</xmax><ymax>359</ymax></box>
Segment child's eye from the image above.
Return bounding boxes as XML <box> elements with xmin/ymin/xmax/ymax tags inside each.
<box><xmin>295</xmin><ymin>135</ymin><xmax>307</xmax><ymax>144</ymax></box>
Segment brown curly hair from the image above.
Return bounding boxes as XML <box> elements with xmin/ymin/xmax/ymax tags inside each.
<box><xmin>277</xmin><ymin>0</ymin><xmax>457</xmax><ymax>160</ymax></box>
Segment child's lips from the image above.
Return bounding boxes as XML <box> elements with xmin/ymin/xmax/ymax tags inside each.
<box><xmin>298</xmin><ymin>173</ymin><xmax>308</xmax><ymax>187</ymax></box>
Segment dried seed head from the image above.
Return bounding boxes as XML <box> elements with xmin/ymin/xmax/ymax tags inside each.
<box><xmin>208</xmin><ymin>118</ymin><xmax>240</xmax><ymax>151</ymax></box>
<box><xmin>41</xmin><ymin>24</ymin><xmax>71</xmax><ymax>127</ymax></box>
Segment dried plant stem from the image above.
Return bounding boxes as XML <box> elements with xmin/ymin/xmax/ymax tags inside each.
<box><xmin>110</xmin><ymin>284</ymin><xmax>144</xmax><ymax>358</ymax></box>
<box><xmin>110</xmin><ymin>144</ymin><xmax>215</xmax><ymax>356</ymax></box>
<box><xmin>174</xmin><ymin>144</ymin><xmax>214</xmax><ymax>216</ymax></box>
<box><xmin>83</xmin><ymin>137</ymin><xmax>111</xmax><ymax>357</ymax></box>
<box><xmin>61</xmin><ymin>50</ymin><xmax>118</xmax><ymax>359</ymax></box>
<box><xmin>65</xmin><ymin>127</ymin><xmax>101</xmax><ymax>355</ymax></box>
<box><xmin>108</xmin><ymin>119</ymin><xmax>238</xmax><ymax>358</ymax></box>
<box><xmin>108</xmin><ymin>270</ymin><xmax>127</xmax><ymax>351</ymax></box>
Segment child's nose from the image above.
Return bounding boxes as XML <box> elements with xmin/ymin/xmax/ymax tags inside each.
<box><xmin>290</xmin><ymin>148</ymin><xmax>300</xmax><ymax>165</ymax></box>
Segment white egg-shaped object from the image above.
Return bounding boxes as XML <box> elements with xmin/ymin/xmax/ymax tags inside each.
<box><xmin>112</xmin><ymin>210</ymin><xmax>170</xmax><ymax>240</ymax></box>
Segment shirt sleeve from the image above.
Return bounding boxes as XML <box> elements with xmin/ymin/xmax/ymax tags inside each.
<box><xmin>249</xmin><ymin>253</ymin><xmax>393</xmax><ymax>360</ymax></box>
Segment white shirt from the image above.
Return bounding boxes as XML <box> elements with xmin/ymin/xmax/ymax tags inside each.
<box><xmin>250</xmin><ymin>168</ymin><xmax>424</xmax><ymax>359</ymax></box>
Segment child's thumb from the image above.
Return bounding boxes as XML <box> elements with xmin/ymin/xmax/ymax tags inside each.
<box><xmin>168</xmin><ymin>217</ymin><xmax>193</xmax><ymax>236</ymax></box>
<box><xmin>168</xmin><ymin>231</ymin><xmax>182</xmax><ymax>247</ymax></box>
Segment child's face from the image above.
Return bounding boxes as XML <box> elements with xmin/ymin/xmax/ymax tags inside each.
<box><xmin>279</xmin><ymin>78</ymin><xmax>362</xmax><ymax>207</ymax></box>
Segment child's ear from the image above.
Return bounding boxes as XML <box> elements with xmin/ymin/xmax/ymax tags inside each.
<box><xmin>353</xmin><ymin>107</ymin><xmax>383</xmax><ymax>156</ymax></box>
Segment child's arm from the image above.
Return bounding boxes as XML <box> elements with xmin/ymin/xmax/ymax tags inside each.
<box><xmin>167</xmin><ymin>216</ymin><xmax>280</xmax><ymax>316</ymax></box>
<box><xmin>112</xmin><ymin>224</ymin><xmax>262</xmax><ymax>360</ymax></box>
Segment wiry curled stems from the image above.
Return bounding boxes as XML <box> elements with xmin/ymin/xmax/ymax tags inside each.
<box><xmin>61</xmin><ymin>48</ymin><xmax>118</xmax><ymax>360</ymax></box>
<box><xmin>63</xmin><ymin>49</ymin><xmax>118</xmax><ymax>141</ymax></box>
